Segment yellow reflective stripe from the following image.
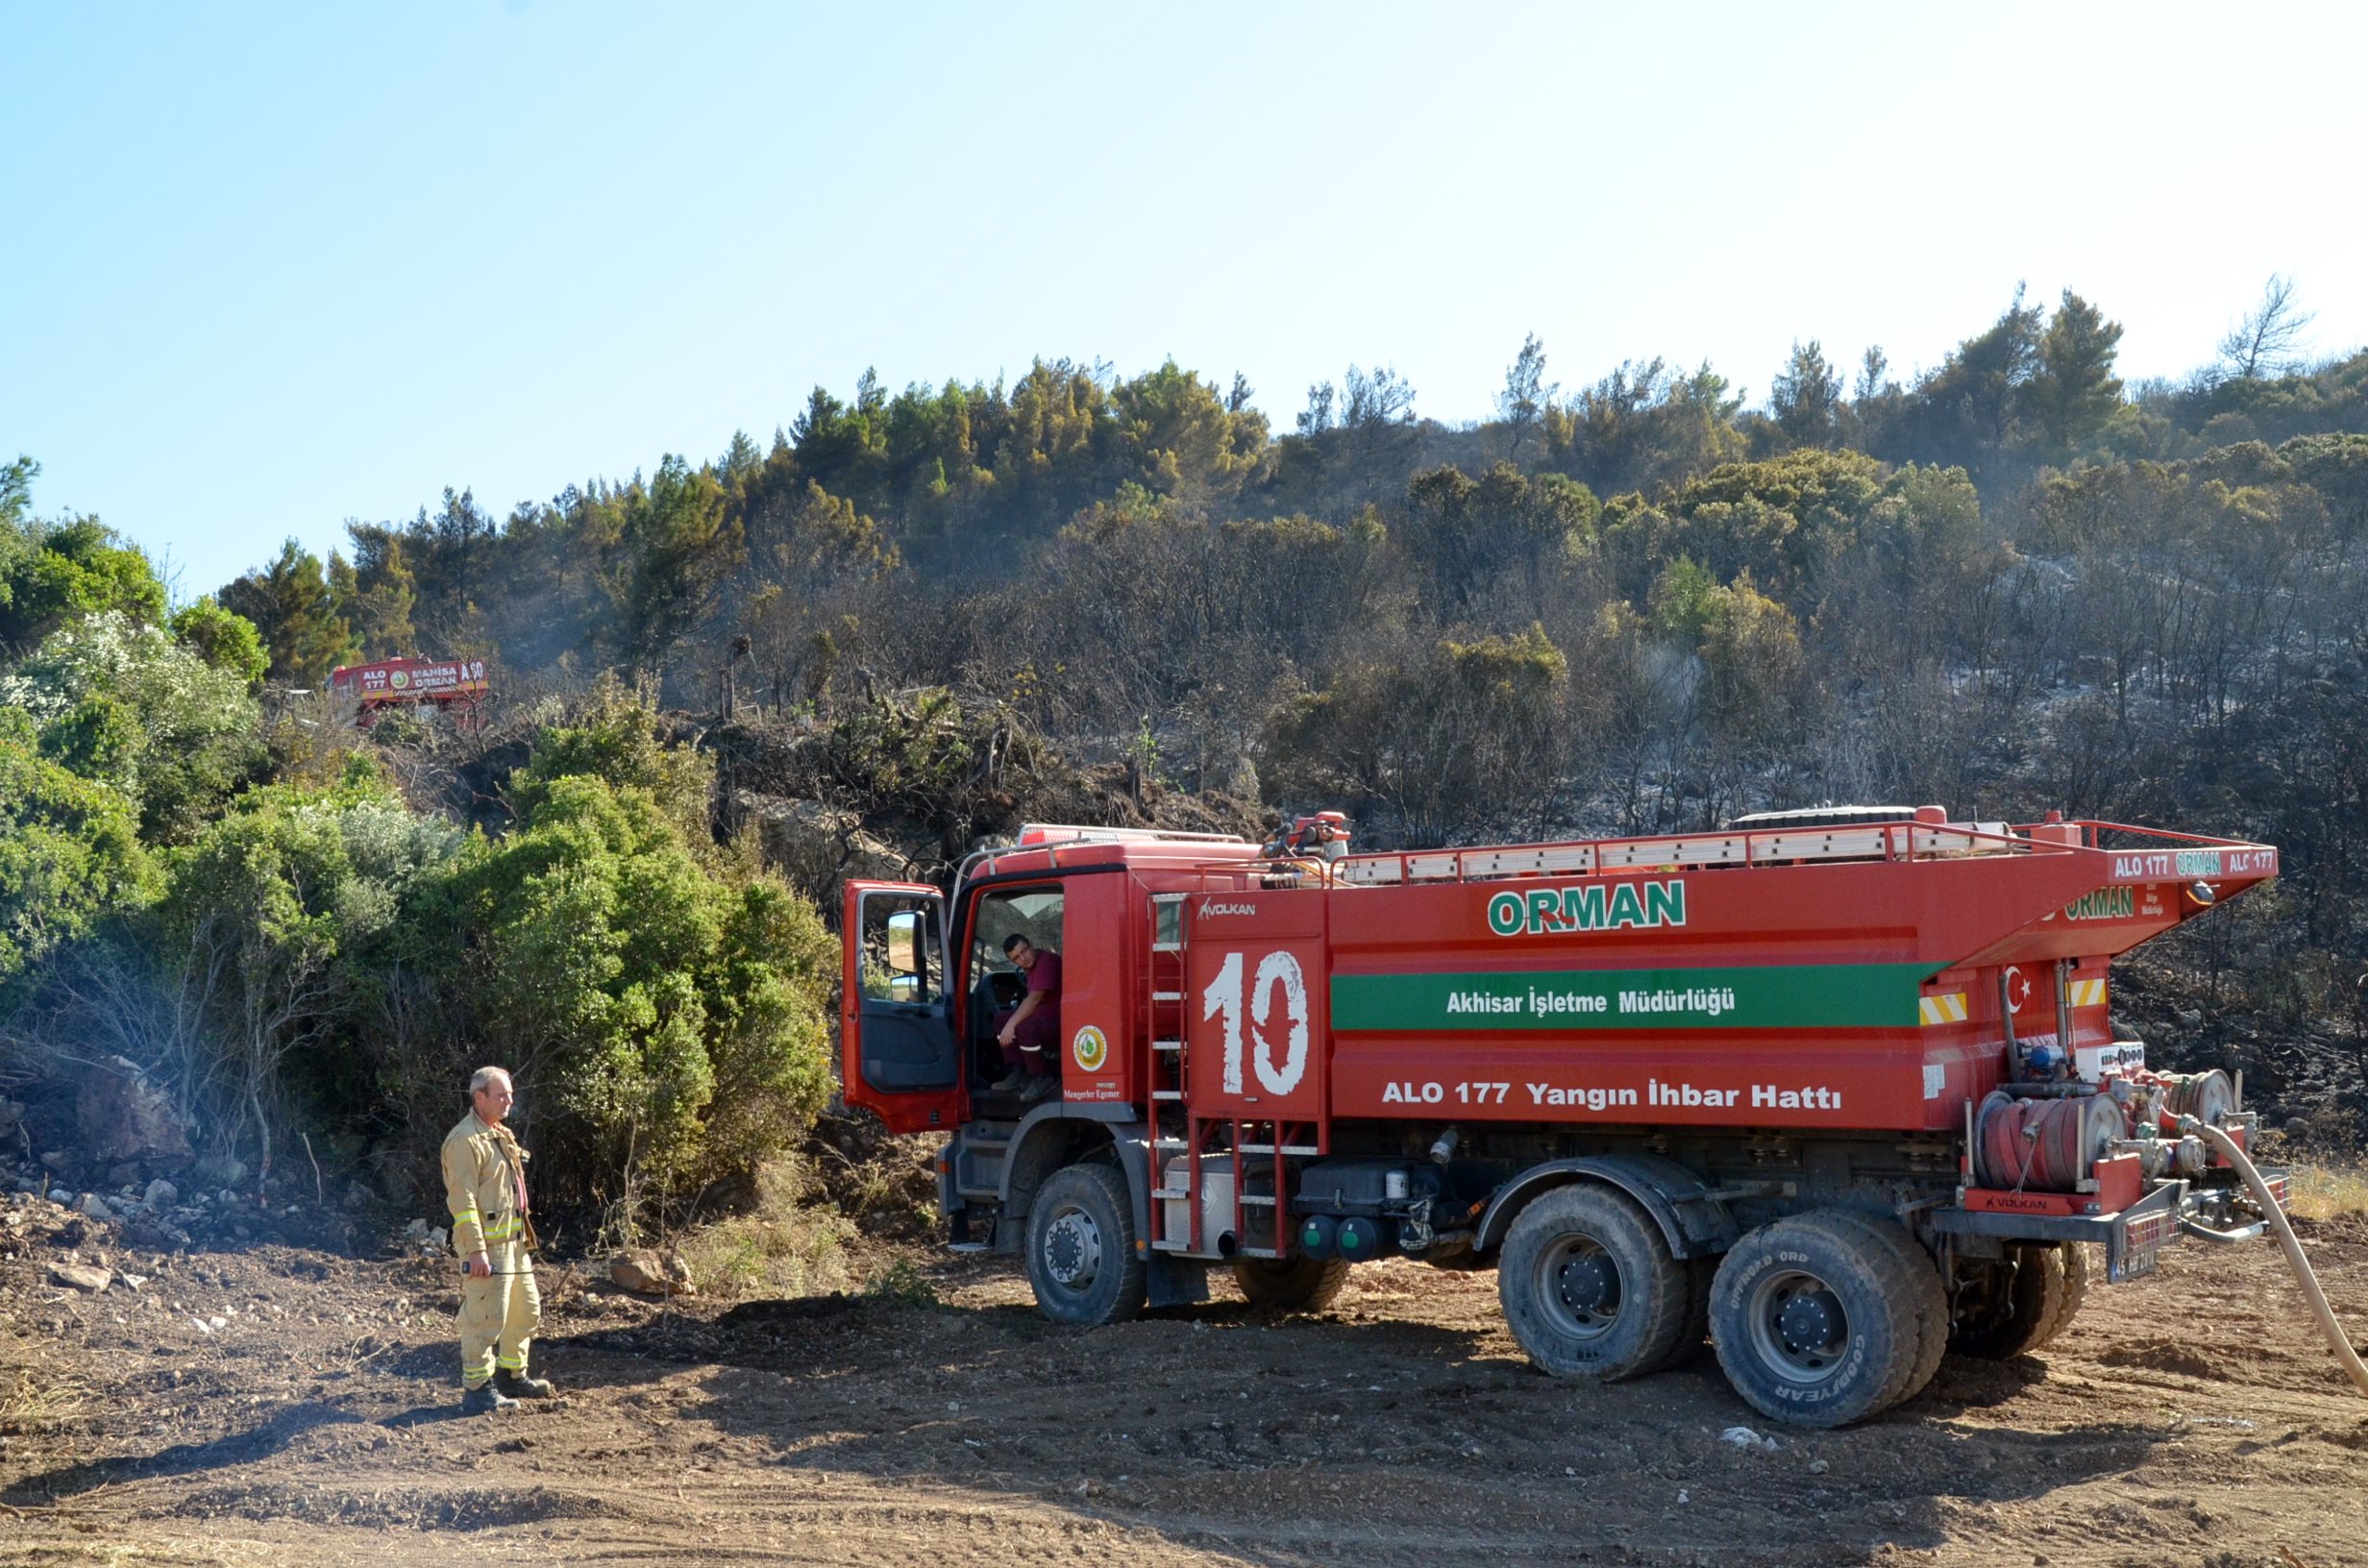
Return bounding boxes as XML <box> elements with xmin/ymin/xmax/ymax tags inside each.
<box><xmin>1918</xmin><ymin>992</ymin><xmax>1968</xmax><ymax>1025</ymax></box>
<box><xmin>451</xmin><ymin>1207</ymin><xmax>481</xmax><ymax>1222</ymax></box>
<box><xmin>495</xmin><ymin>1354</ymin><xmax>527</xmax><ymax>1370</ymax></box>
<box><xmin>481</xmin><ymin>1216</ymin><xmax>523</xmax><ymax>1240</ymax></box>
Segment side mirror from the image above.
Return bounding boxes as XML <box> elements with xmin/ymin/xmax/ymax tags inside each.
<box><xmin>886</xmin><ymin>910</ymin><xmax>922</xmax><ymax>975</ymax></box>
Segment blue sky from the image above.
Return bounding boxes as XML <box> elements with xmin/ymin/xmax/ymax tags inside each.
<box><xmin>6</xmin><ymin>2</ymin><xmax>2362</xmax><ymax>596</ymax></box>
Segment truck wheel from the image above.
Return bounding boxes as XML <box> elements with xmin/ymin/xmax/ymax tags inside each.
<box><xmin>1653</xmin><ymin>1256</ymin><xmax>1716</xmax><ymax>1372</ymax></box>
<box><xmin>1950</xmin><ymin>1243</ymin><xmax>2073</xmax><ymax>1360</ymax></box>
<box><xmin>1499</xmin><ymin>1185</ymin><xmax>1689</xmax><ymax>1381</ymax></box>
<box><xmin>1710</xmin><ymin>1213</ymin><xmax>1927</xmax><ymax>1428</ymax></box>
<box><xmin>2055</xmin><ymin>1243</ymin><xmax>2088</xmax><ymax>1335</ymax></box>
<box><xmin>1233</xmin><ymin>1255</ymin><xmax>1350</xmax><ymax>1312</ymax></box>
<box><xmin>1817</xmin><ymin>1211</ymin><xmax>1948</xmax><ymax>1408</ymax></box>
<box><xmin>1025</xmin><ymin>1164</ymin><xmax>1147</xmax><ymax>1328</ymax></box>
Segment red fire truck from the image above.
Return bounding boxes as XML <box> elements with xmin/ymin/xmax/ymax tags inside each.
<box><xmin>326</xmin><ymin>656</ymin><xmax>489</xmax><ymax>729</ymax></box>
<box><xmin>841</xmin><ymin>807</ymin><xmax>2286</xmax><ymax>1426</ymax></box>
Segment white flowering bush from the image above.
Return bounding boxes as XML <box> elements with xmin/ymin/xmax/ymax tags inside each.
<box><xmin>2</xmin><ymin>611</ymin><xmax>264</xmax><ymax>843</ymax></box>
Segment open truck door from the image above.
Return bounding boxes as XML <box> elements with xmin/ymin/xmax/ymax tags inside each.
<box><xmin>842</xmin><ymin>881</ymin><xmax>964</xmax><ymax>1133</ymax></box>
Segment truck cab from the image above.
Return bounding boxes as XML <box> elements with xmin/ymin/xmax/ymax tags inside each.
<box><xmin>843</xmin><ymin>825</ymin><xmax>1263</xmax><ymax>1297</ymax></box>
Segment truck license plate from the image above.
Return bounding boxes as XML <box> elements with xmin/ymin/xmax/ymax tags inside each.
<box><xmin>2115</xmin><ymin>1244</ymin><xmax>2158</xmax><ymax>1282</ymax></box>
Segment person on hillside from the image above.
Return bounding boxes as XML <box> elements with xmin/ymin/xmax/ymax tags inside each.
<box><xmin>989</xmin><ymin>935</ymin><xmax>1062</xmax><ymax>1100</ymax></box>
<box><xmin>441</xmin><ymin>1066</ymin><xmax>555</xmax><ymax>1413</ymax></box>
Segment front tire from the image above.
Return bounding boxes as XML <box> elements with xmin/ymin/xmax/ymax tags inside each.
<box><xmin>1233</xmin><ymin>1255</ymin><xmax>1350</xmax><ymax>1312</ymax></box>
<box><xmin>1711</xmin><ymin>1212</ymin><xmax>1928</xmax><ymax>1428</ymax></box>
<box><xmin>1025</xmin><ymin>1164</ymin><xmax>1147</xmax><ymax>1327</ymax></box>
<box><xmin>1499</xmin><ymin>1185</ymin><xmax>1689</xmax><ymax>1381</ymax></box>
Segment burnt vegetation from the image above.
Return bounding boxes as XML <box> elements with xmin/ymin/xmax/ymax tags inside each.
<box><xmin>5</xmin><ymin>277</ymin><xmax>2368</xmax><ymax>1218</ymax></box>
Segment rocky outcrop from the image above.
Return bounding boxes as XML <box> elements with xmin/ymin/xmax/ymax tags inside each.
<box><xmin>74</xmin><ymin>1057</ymin><xmax>194</xmax><ymax>1172</ymax></box>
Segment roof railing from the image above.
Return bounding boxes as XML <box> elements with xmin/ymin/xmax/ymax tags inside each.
<box><xmin>1321</xmin><ymin>818</ymin><xmax>2271</xmax><ymax>890</ymax></box>
<box><xmin>954</xmin><ymin>822</ymin><xmax>1253</xmax><ymax>888</ymax></box>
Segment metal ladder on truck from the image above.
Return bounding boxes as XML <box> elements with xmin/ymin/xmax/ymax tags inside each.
<box><xmin>1142</xmin><ymin>891</ymin><xmax>1314</xmax><ymax>1262</ymax></box>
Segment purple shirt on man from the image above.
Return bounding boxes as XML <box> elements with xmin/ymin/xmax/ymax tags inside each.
<box><xmin>1023</xmin><ymin>949</ymin><xmax>1061</xmax><ymax>1033</ymax></box>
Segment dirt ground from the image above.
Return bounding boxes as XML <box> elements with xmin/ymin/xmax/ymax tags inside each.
<box><xmin>7</xmin><ymin>1200</ymin><xmax>2368</xmax><ymax>1568</ymax></box>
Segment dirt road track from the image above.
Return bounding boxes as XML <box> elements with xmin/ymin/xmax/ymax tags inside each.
<box><xmin>8</xmin><ymin>1223</ymin><xmax>2368</xmax><ymax>1566</ymax></box>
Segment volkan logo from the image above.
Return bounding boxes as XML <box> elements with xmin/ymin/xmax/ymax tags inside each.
<box><xmin>1071</xmin><ymin>1024</ymin><xmax>1109</xmax><ymax>1073</ymax></box>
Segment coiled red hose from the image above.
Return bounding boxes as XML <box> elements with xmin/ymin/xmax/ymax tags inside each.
<box><xmin>1973</xmin><ymin>1090</ymin><xmax>2122</xmax><ymax>1192</ymax></box>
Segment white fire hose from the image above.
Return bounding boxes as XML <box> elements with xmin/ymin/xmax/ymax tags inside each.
<box><xmin>2190</xmin><ymin>1119</ymin><xmax>2368</xmax><ymax>1400</ymax></box>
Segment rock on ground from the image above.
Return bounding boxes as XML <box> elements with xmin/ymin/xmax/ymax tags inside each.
<box><xmin>73</xmin><ymin>1055</ymin><xmax>194</xmax><ymax>1169</ymax></box>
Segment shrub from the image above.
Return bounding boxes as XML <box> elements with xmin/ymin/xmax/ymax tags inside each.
<box><xmin>0</xmin><ymin>721</ymin><xmax>152</xmax><ymax>986</ymax></box>
<box><xmin>450</xmin><ymin>761</ymin><xmax>834</xmax><ymax>1210</ymax></box>
<box><xmin>1</xmin><ymin>611</ymin><xmax>264</xmax><ymax>844</ymax></box>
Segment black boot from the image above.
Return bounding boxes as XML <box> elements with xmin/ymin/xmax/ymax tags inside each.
<box><xmin>460</xmin><ymin>1383</ymin><xmax>513</xmax><ymax>1415</ymax></box>
<box><xmin>496</xmin><ymin>1368</ymin><xmax>555</xmax><ymax>1399</ymax></box>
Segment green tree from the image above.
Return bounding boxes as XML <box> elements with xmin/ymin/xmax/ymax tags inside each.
<box><xmin>1884</xmin><ymin>288</ymin><xmax>2045</xmax><ymax>478</ymax></box>
<box><xmin>606</xmin><ymin>456</ymin><xmax>741</xmax><ymax>679</ymax></box>
<box><xmin>218</xmin><ymin>539</ymin><xmax>358</xmax><ymax>685</ymax></box>
<box><xmin>0</xmin><ymin>471</ymin><xmax>168</xmax><ymax>650</ymax></box>
<box><xmin>2026</xmin><ymin>290</ymin><xmax>2126</xmax><ymax>460</ymax></box>
<box><xmin>170</xmin><ymin>598</ymin><xmax>271</xmax><ymax>686</ymax></box>
<box><xmin>449</xmin><ymin>768</ymin><xmax>832</xmax><ymax>1201</ymax></box>
<box><xmin>1400</xmin><ymin>461</ymin><xmax>1598</xmax><ymax>609</ymax></box>
<box><xmin>1770</xmin><ymin>340</ymin><xmax>1843</xmax><ymax>450</ymax></box>
<box><xmin>333</xmin><ymin>527</ymin><xmax>420</xmax><ymax>657</ymax></box>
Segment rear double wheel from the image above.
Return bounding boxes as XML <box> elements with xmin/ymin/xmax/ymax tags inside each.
<box><xmin>1710</xmin><ymin>1211</ymin><xmax>1945</xmax><ymax>1428</ymax></box>
<box><xmin>1499</xmin><ymin>1185</ymin><xmax>1690</xmax><ymax>1381</ymax></box>
<box><xmin>1950</xmin><ymin>1243</ymin><xmax>2087</xmax><ymax>1359</ymax></box>
<box><xmin>1234</xmin><ymin>1254</ymin><xmax>1351</xmax><ymax>1312</ymax></box>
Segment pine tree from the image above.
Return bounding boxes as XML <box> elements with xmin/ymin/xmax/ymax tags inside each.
<box><xmin>1770</xmin><ymin>341</ymin><xmax>1843</xmax><ymax>450</ymax></box>
<box><xmin>219</xmin><ymin>539</ymin><xmax>356</xmax><ymax>686</ymax></box>
<box><xmin>2027</xmin><ymin>290</ymin><xmax>2126</xmax><ymax>460</ymax></box>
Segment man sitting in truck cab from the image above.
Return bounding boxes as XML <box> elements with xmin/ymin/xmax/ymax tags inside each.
<box><xmin>989</xmin><ymin>935</ymin><xmax>1062</xmax><ymax>1099</ymax></box>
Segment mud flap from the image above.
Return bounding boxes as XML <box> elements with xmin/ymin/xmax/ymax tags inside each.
<box><xmin>1147</xmin><ymin>1256</ymin><xmax>1211</xmax><ymax>1308</ymax></box>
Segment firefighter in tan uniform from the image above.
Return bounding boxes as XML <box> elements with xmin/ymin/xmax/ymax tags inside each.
<box><xmin>441</xmin><ymin>1066</ymin><xmax>555</xmax><ymax>1413</ymax></box>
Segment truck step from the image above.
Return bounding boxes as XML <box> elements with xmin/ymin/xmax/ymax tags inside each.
<box><xmin>1150</xmin><ymin>942</ymin><xmax>1185</xmax><ymax>954</ymax></box>
<box><xmin>1151</xmin><ymin>1188</ymin><xmax>1188</xmax><ymax>1200</ymax></box>
<box><xmin>1238</xmin><ymin>1246</ymin><xmax>1283</xmax><ymax>1260</ymax></box>
<box><xmin>1151</xmin><ymin>991</ymin><xmax>1184</xmax><ymax>1003</ymax></box>
<box><xmin>1238</xmin><ymin>1194</ymin><xmax>1276</xmax><ymax>1206</ymax></box>
<box><xmin>1153</xmin><ymin>1090</ymin><xmax>1184</xmax><ymax>1101</ymax></box>
<box><xmin>1237</xmin><ymin>1143</ymin><xmax>1319</xmax><ymax>1157</ymax></box>
<box><xmin>946</xmin><ymin>1241</ymin><xmax>992</xmax><ymax>1255</ymax></box>
<box><xmin>1153</xmin><ymin>1039</ymin><xmax>1184</xmax><ymax>1052</ymax></box>
<box><xmin>1151</xmin><ymin>1238</ymin><xmax>1196</xmax><ymax>1253</ymax></box>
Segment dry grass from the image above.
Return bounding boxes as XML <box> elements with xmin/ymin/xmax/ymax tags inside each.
<box><xmin>671</xmin><ymin>1160</ymin><xmax>857</xmax><ymax>1302</ymax></box>
<box><xmin>0</xmin><ymin>1366</ymin><xmax>90</xmax><ymax>1434</ymax></box>
<box><xmin>2282</xmin><ymin>1161</ymin><xmax>2368</xmax><ymax>1222</ymax></box>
